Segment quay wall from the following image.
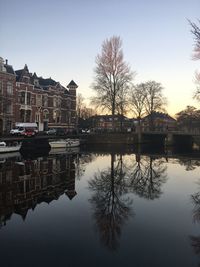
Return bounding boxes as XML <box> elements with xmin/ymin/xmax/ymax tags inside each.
<box><xmin>83</xmin><ymin>133</ymin><xmax>139</xmax><ymax>144</ymax></box>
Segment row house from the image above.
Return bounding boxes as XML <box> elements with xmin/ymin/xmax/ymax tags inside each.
<box><xmin>0</xmin><ymin>56</ymin><xmax>78</xmax><ymax>134</ymax></box>
<box><xmin>142</xmin><ymin>112</ymin><xmax>177</xmax><ymax>132</ymax></box>
<box><xmin>87</xmin><ymin>115</ymin><xmax>134</xmax><ymax>132</ymax></box>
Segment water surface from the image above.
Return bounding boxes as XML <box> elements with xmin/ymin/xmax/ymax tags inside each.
<box><xmin>0</xmin><ymin>147</ymin><xmax>200</xmax><ymax>267</ymax></box>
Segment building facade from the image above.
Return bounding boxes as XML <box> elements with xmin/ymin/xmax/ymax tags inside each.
<box><xmin>142</xmin><ymin>112</ymin><xmax>177</xmax><ymax>132</ymax></box>
<box><xmin>0</xmin><ymin>57</ymin><xmax>78</xmax><ymax>134</ymax></box>
<box><xmin>87</xmin><ymin>115</ymin><xmax>134</xmax><ymax>132</ymax></box>
<box><xmin>0</xmin><ymin>57</ymin><xmax>16</xmax><ymax>134</ymax></box>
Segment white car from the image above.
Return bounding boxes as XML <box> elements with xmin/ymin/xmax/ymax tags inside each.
<box><xmin>10</xmin><ymin>127</ymin><xmax>25</xmax><ymax>136</ymax></box>
<box><xmin>82</xmin><ymin>129</ymin><xmax>90</xmax><ymax>133</ymax></box>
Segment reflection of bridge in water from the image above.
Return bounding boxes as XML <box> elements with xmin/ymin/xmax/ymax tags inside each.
<box><xmin>141</xmin><ymin>131</ymin><xmax>198</xmax><ymax>147</ymax></box>
<box><xmin>0</xmin><ymin>153</ymin><xmax>77</xmax><ymax>227</ymax></box>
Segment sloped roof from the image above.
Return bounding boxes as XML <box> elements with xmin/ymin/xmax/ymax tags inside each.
<box><xmin>15</xmin><ymin>69</ymin><xmax>23</xmax><ymax>81</ymax></box>
<box><xmin>14</xmin><ymin>64</ymin><xmax>72</xmax><ymax>92</ymax></box>
<box><xmin>15</xmin><ymin>65</ymin><xmax>31</xmax><ymax>82</ymax></box>
<box><xmin>67</xmin><ymin>80</ymin><xmax>78</xmax><ymax>88</ymax></box>
<box><xmin>143</xmin><ymin>112</ymin><xmax>176</xmax><ymax>121</ymax></box>
<box><xmin>4</xmin><ymin>64</ymin><xmax>15</xmax><ymax>75</ymax></box>
<box><xmin>38</xmin><ymin>77</ymin><xmax>57</xmax><ymax>86</ymax></box>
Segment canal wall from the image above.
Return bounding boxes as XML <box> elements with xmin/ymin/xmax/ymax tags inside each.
<box><xmin>20</xmin><ymin>137</ymin><xmax>51</xmax><ymax>157</ymax></box>
<box><xmin>193</xmin><ymin>136</ymin><xmax>200</xmax><ymax>149</ymax></box>
<box><xmin>83</xmin><ymin>133</ymin><xmax>139</xmax><ymax>144</ymax></box>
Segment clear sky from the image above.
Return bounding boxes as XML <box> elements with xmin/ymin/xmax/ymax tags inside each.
<box><xmin>0</xmin><ymin>0</ymin><xmax>199</xmax><ymax>117</ymax></box>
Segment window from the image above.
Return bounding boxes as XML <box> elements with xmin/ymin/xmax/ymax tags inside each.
<box><xmin>53</xmin><ymin>96</ymin><xmax>57</xmax><ymax>107</ymax></box>
<box><xmin>43</xmin><ymin>109</ymin><xmax>49</xmax><ymax>120</ymax></box>
<box><xmin>0</xmin><ymin>81</ymin><xmax>2</xmax><ymax>94</ymax></box>
<box><xmin>57</xmin><ymin>97</ymin><xmax>61</xmax><ymax>108</ymax></box>
<box><xmin>20</xmin><ymin>110</ymin><xmax>31</xmax><ymax>122</ymax></box>
<box><xmin>66</xmin><ymin>98</ymin><xmax>71</xmax><ymax>109</ymax></box>
<box><xmin>27</xmin><ymin>92</ymin><xmax>31</xmax><ymax>105</ymax></box>
<box><xmin>34</xmin><ymin>79</ymin><xmax>39</xmax><ymax>86</ymax></box>
<box><xmin>43</xmin><ymin>95</ymin><xmax>48</xmax><ymax>107</ymax></box>
<box><xmin>53</xmin><ymin>110</ymin><xmax>60</xmax><ymax>123</ymax></box>
<box><xmin>26</xmin><ymin>110</ymin><xmax>31</xmax><ymax>122</ymax></box>
<box><xmin>66</xmin><ymin>111</ymin><xmax>71</xmax><ymax>124</ymax></box>
<box><xmin>6</xmin><ymin>103</ymin><xmax>12</xmax><ymax>114</ymax></box>
<box><xmin>20</xmin><ymin>92</ymin><xmax>25</xmax><ymax>104</ymax></box>
<box><xmin>36</xmin><ymin>94</ymin><xmax>42</xmax><ymax>107</ymax></box>
<box><xmin>22</xmin><ymin>76</ymin><xmax>30</xmax><ymax>84</ymax></box>
<box><xmin>7</xmin><ymin>82</ymin><xmax>13</xmax><ymax>95</ymax></box>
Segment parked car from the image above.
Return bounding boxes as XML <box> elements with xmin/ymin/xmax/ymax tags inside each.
<box><xmin>46</xmin><ymin>128</ymin><xmax>65</xmax><ymax>136</ymax></box>
<box><xmin>23</xmin><ymin>128</ymin><xmax>36</xmax><ymax>137</ymax></box>
<box><xmin>10</xmin><ymin>127</ymin><xmax>25</xmax><ymax>136</ymax></box>
<box><xmin>46</xmin><ymin>128</ymin><xmax>57</xmax><ymax>135</ymax></box>
<box><xmin>82</xmin><ymin>129</ymin><xmax>90</xmax><ymax>133</ymax></box>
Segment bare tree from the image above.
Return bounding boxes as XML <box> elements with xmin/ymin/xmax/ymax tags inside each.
<box><xmin>91</xmin><ymin>36</ymin><xmax>134</xmax><ymax>129</ymax></box>
<box><xmin>141</xmin><ymin>81</ymin><xmax>167</xmax><ymax>130</ymax></box>
<box><xmin>116</xmin><ymin>83</ymin><xmax>130</xmax><ymax>116</ymax></box>
<box><xmin>130</xmin><ymin>84</ymin><xmax>146</xmax><ymax>119</ymax></box>
<box><xmin>77</xmin><ymin>93</ymin><xmax>96</xmax><ymax>121</ymax></box>
<box><xmin>194</xmin><ymin>70</ymin><xmax>200</xmax><ymax>102</ymax></box>
<box><xmin>76</xmin><ymin>93</ymin><xmax>85</xmax><ymax>118</ymax></box>
<box><xmin>143</xmin><ymin>81</ymin><xmax>166</xmax><ymax>114</ymax></box>
<box><xmin>176</xmin><ymin>105</ymin><xmax>200</xmax><ymax>132</ymax></box>
<box><xmin>189</xmin><ymin>19</ymin><xmax>200</xmax><ymax>60</ymax></box>
<box><xmin>189</xmin><ymin>20</ymin><xmax>200</xmax><ymax>101</ymax></box>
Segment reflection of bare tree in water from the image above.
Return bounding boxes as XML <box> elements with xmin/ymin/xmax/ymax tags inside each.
<box><xmin>190</xmin><ymin>186</ymin><xmax>200</xmax><ymax>265</ymax></box>
<box><xmin>75</xmin><ymin>153</ymin><xmax>96</xmax><ymax>180</ymax></box>
<box><xmin>128</xmin><ymin>155</ymin><xmax>167</xmax><ymax>200</ymax></box>
<box><xmin>192</xmin><ymin>192</ymin><xmax>200</xmax><ymax>223</ymax></box>
<box><xmin>178</xmin><ymin>158</ymin><xmax>200</xmax><ymax>171</ymax></box>
<box><xmin>88</xmin><ymin>153</ymin><xmax>133</xmax><ymax>251</ymax></box>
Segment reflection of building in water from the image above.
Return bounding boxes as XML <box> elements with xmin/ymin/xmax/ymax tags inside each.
<box><xmin>0</xmin><ymin>154</ymin><xmax>76</xmax><ymax>227</ymax></box>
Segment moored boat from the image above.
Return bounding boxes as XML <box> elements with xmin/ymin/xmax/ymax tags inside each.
<box><xmin>49</xmin><ymin>139</ymin><xmax>80</xmax><ymax>149</ymax></box>
<box><xmin>65</xmin><ymin>139</ymin><xmax>80</xmax><ymax>147</ymax></box>
<box><xmin>49</xmin><ymin>140</ymin><xmax>67</xmax><ymax>148</ymax></box>
<box><xmin>0</xmin><ymin>141</ymin><xmax>21</xmax><ymax>153</ymax></box>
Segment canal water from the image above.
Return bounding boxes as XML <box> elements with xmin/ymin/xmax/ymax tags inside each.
<box><xmin>0</xmin><ymin>145</ymin><xmax>200</xmax><ymax>267</ymax></box>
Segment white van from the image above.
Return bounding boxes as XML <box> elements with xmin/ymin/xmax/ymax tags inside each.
<box><xmin>10</xmin><ymin>123</ymin><xmax>38</xmax><ymax>136</ymax></box>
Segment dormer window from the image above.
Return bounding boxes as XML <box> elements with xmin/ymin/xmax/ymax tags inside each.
<box><xmin>0</xmin><ymin>81</ymin><xmax>2</xmax><ymax>94</ymax></box>
<box><xmin>34</xmin><ymin>79</ymin><xmax>39</xmax><ymax>86</ymax></box>
<box><xmin>22</xmin><ymin>76</ymin><xmax>30</xmax><ymax>84</ymax></box>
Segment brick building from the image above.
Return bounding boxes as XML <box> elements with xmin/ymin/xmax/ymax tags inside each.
<box><xmin>0</xmin><ymin>57</ymin><xmax>16</xmax><ymax>134</ymax></box>
<box><xmin>87</xmin><ymin>114</ymin><xmax>134</xmax><ymax>132</ymax></box>
<box><xmin>0</xmin><ymin>57</ymin><xmax>78</xmax><ymax>134</ymax></box>
<box><xmin>142</xmin><ymin>112</ymin><xmax>177</xmax><ymax>132</ymax></box>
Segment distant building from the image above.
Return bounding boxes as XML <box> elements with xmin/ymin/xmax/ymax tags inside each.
<box><xmin>142</xmin><ymin>112</ymin><xmax>177</xmax><ymax>132</ymax></box>
<box><xmin>88</xmin><ymin>114</ymin><xmax>135</xmax><ymax>132</ymax></box>
<box><xmin>0</xmin><ymin>57</ymin><xmax>78</xmax><ymax>134</ymax></box>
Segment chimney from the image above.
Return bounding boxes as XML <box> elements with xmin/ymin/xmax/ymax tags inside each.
<box><xmin>5</xmin><ymin>59</ymin><xmax>8</xmax><ymax>65</ymax></box>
